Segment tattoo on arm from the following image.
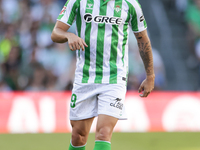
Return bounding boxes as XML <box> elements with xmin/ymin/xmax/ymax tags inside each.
<box><xmin>138</xmin><ymin>41</ymin><xmax>154</xmax><ymax>76</ymax></box>
<box><xmin>135</xmin><ymin>32</ymin><xmax>144</xmax><ymax>40</ymax></box>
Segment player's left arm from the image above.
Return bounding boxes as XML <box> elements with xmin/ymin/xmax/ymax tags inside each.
<box><xmin>134</xmin><ymin>29</ymin><xmax>155</xmax><ymax>97</ymax></box>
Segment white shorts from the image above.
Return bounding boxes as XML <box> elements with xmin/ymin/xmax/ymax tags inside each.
<box><xmin>69</xmin><ymin>83</ymin><xmax>127</xmax><ymax>120</ymax></box>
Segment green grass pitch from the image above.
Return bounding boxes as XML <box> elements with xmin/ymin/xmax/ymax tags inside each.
<box><xmin>0</xmin><ymin>132</ymin><xmax>200</xmax><ymax>150</ymax></box>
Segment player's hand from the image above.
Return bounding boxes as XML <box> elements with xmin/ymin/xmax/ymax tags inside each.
<box><xmin>138</xmin><ymin>74</ymin><xmax>155</xmax><ymax>98</ymax></box>
<box><xmin>67</xmin><ymin>33</ymin><xmax>88</xmax><ymax>51</ymax></box>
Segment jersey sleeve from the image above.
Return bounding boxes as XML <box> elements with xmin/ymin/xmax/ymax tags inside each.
<box><xmin>128</xmin><ymin>0</ymin><xmax>147</xmax><ymax>33</ymax></box>
<box><xmin>57</xmin><ymin>0</ymin><xmax>79</xmax><ymax>26</ymax></box>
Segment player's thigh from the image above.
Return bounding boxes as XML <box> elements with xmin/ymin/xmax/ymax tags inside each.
<box><xmin>71</xmin><ymin>117</ymin><xmax>95</xmax><ymax>136</ymax></box>
<box><xmin>96</xmin><ymin>114</ymin><xmax>118</xmax><ymax>131</ymax></box>
<box><xmin>95</xmin><ymin>114</ymin><xmax>118</xmax><ymax>141</ymax></box>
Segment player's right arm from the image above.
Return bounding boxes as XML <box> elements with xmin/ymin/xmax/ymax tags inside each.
<box><xmin>51</xmin><ymin>21</ymin><xmax>87</xmax><ymax>51</ymax></box>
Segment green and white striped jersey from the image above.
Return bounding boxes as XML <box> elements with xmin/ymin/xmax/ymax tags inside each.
<box><xmin>57</xmin><ymin>0</ymin><xmax>147</xmax><ymax>84</ymax></box>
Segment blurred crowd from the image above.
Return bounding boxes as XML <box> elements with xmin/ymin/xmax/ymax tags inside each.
<box><xmin>185</xmin><ymin>0</ymin><xmax>200</xmax><ymax>87</ymax></box>
<box><xmin>174</xmin><ymin>0</ymin><xmax>200</xmax><ymax>60</ymax></box>
<box><xmin>174</xmin><ymin>0</ymin><xmax>200</xmax><ymax>88</ymax></box>
<box><xmin>0</xmin><ymin>0</ymin><xmax>165</xmax><ymax>91</ymax></box>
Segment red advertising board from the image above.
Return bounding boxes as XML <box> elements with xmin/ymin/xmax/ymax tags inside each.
<box><xmin>0</xmin><ymin>92</ymin><xmax>200</xmax><ymax>133</ymax></box>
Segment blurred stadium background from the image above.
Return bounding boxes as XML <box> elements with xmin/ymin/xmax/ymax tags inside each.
<box><xmin>1</xmin><ymin>0</ymin><xmax>200</xmax><ymax>149</ymax></box>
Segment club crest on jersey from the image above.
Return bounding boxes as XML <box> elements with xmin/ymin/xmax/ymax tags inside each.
<box><xmin>84</xmin><ymin>13</ymin><xmax>123</xmax><ymax>25</ymax></box>
<box><xmin>114</xmin><ymin>5</ymin><xmax>121</xmax><ymax>13</ymax></box>
<box><xmin>86</xmin><ymin>3</ymin><xmax>93</xmax><ymax>9</ymax></box>
<box><xmin>59</xmin><ymin>6</ymin><xmax>66</xmax><ymax>15</ymax></box>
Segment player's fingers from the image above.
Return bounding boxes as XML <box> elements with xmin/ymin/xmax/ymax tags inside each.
<box><xmin>139</xmin><ymin>94</ymin><xmax>144</xmax><ymax>97</ymax></box>
<box><xmin>79</xmin><ymin>41</ymin><xmax>85</xmax><ymax>51</ymax></box>
<box><xmin>138</xmin><ymin>85</ymin><xmax>143</xmax><ymax>93</ymax></box>
<box><xmin>71</xmin><ymin>44</ymin><xmax>76</xmax><ymax>51</ymax></box>
<box><xmin>71</xmin><ymin>42</ymin><xmax>78</xmax><ymax>50</ymax></box>
<box><xmin>140</xmin><ymin>91</ymin><xmax>149</xmax><ymax>97</ymax></box>
<box><xmin>69</xmin><ymin>44</ymin><xmax>73</xmax><ymax>51</ymax></box>
<box><xmin>139</xmin><ymin>91</ymin><xmax>146</xmax><ymax>97</ymax></box>
<box><xmin>145</xmin><ymin>91</ymin><xmax>150</xmax><ymax>97</ymax></box>
<box><xmin>82</xmin><ymin>40</ymin><xmax>88</xmax><ymax>47</ymax></box>
<box><xmin>75</xmin><ymin>42</ymin><xmax>80</xmax><ymax>50</ymax></box>
<box><xmin>143</xmin><ymin>90</ymin><xmax>151</xmax><ymax>97</ymax></box>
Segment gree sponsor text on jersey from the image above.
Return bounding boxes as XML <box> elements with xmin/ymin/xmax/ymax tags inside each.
<box><xmin>84</xmin><ymin>13</ymin><xmax>123</xmax><ymax>25</ymax></box>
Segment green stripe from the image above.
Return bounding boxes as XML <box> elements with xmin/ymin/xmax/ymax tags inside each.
<box><xmin>67</xmin><ymin>1</ymin><xmax>79</xmax><ymax>25</ymax></box>
<box><xmin>143</xmin><ymin>19</ymin><xmax>147</xmax><ymax>28</ymax></box>
<box><xmin>109</xmin><ymin>0</ymin><xmax>123</xmax><ymax>84</ymax></box>
<box><xmin>82</xmin><ymin>0</ymin><xmax>94</xmax><ymax>83</ymax></box>
<box><xmin>94</xmin><ymin>0</ymin><xmax>107</xmax><ymax>83</ymax></box>
<box><xmin>125</xmin><ymin>0</ymin><xmax>138</xmax><ymax>31</ymax></box>
<box><xmin>131</xmin><ymin>6</ymin><xmax>138</xmax><ymax>31</ymax></box>
<box><xmin>76</xmin><ymin>1</ymin><xmax>81</xmax><ymax>58</ymax></box>
<box><xmin>122</xmin><ymin>7</ymin><xmax>130</xmax><ymax>66</ymax></box>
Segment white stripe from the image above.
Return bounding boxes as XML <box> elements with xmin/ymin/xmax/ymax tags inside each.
<box><xmin>75</xmin><ymin>21</ymin><xmax>79</xmax><ymax>59</ymax></box>
<box><xmin>95</xmin><ymin>140</ymin><xmax>111</xmax><ymax>144</ymax></box>
<box><xmin>101</xmin><ymin>1</ymin><xmax>115</xmax><ymax>83</ymax></box>
<box><xmin>59</xmin><ymin>0</ymin><xmax>77</xmax><ymax>25</ymax></box>
<box><xmin>74</xmin><ymin>0</ymin><xmax>87</xmax><ymax>82</ymax></box>
<box><xmin>124</xmin><ymin>26</ymin><xmax>130</xmax><ymax>73</ymax></box>
<box><xmin>70</xmin><ymin>140</ymin><xmax>86</xmax><ymax>147</ymax></box>
<box><xmin>88</xmin><ymin>0</ymin><xmax>100</xmax><ymax>83</ymax></box>
<box><xmin>117</xmin><ymin>0</ymin><xmax>128</xmax><ymax>82</ymax></box>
